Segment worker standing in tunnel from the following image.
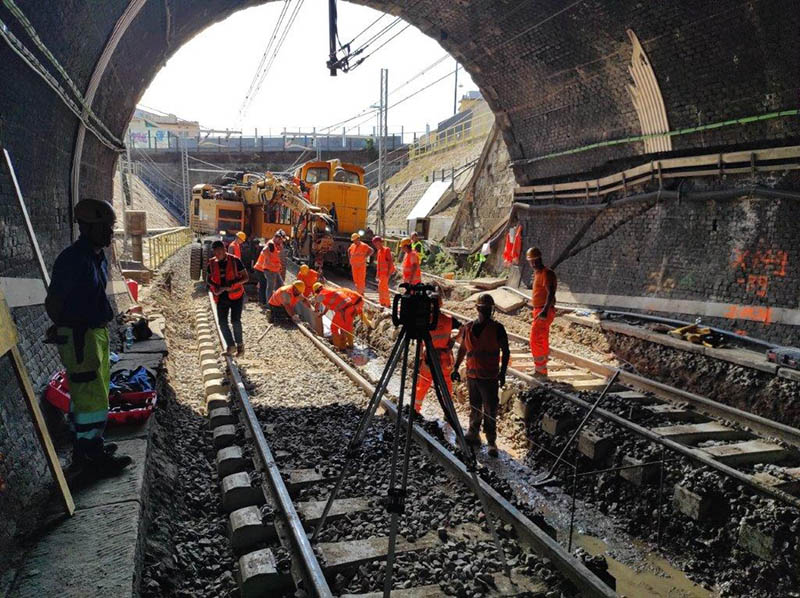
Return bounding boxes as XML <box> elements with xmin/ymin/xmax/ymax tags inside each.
<box><xmin>372</xmin><ymin>235</ymin><xmax>395</xmax><ymax>307</ymax></box>
<box><xmin>348</xmin><ymin>232</ymin><xmax>373</xmax><ymax>295</ymax></box>
<box><xmin>400</xmin><ymin>238</ymin><xmax>421</xmax><ymax>285</ymax></box>
<box><xmin>268</xmin><ymin>280</ymin><xmax>307</xmax><ymax>323</ymax></box>
<box><xmin>526</xmin><ymin>246</ymin><xmax>557</xmax><ymax>377</ymax></box>
<box><xmin>208</xmin><ymin>240</ymin><xmax>249</xmax><ymax>356</ymax></box>
<box><xmin>45</xmin><ymin>198</ymin><xmax>132</xmax><ymax>476</ymax></box>
<box><xmin>229</xmin><ymin>231</ymin><xmax>246</xmax><ymax>259</ymax></box>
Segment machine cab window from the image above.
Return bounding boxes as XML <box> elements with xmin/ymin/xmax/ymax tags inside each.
<box><xmin>305</xmin><ymin>167</ymin><xmax>329</xmax><ymax>184</ymax></box>
<box><xmin>333</xmin><ymin>168</ymin><xmax>360</xmax><ymax>184</ymax></box>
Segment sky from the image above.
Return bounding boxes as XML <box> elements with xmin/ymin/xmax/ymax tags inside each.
<box><xmin>138</xmin><ymin>1</ymin><xmax>478</xmax><ymax>142</ymax></box>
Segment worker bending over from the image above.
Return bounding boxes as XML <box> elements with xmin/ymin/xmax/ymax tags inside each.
<box><xmin>372</xmin><ymin>235</ymin><xmax>395</xmax><ymax>307</ymax></box>
<box><xmin>229</xmin><ymin>231</ymin><xmax>246</xmax><ymax>259</ymax></box>
<box><xmin>268</xmin><ymin>280</ymin><xmax>307</xmax><ymax>323</ymax></box>
<box><xmin>348</xmin><ymin>232</ymin><xmax>373</xmax><ymax>295</ymax></box>
<box><xmin>46</xmin><ymin>198</ymin><xmax>132</xmax><ymax>476</ymax></box>
<box><xmin>208</xmin><ymin>240</ymin><xmax>249</xmax><ymax>356</ymax></box>
<box><xmin>526</xmin><ymin>247</ymin><xmax>557</xmax><ymax>377</ymax></box>
<box><xmin>414</xmin><ymin>286</ymin><xmax>461</xmax><ymax>413</ymax></box>
<box><xmin>452</xmin><ymin>294</ymin><xmax>510</xmax><ymax>457</ymax></box>
<box><xmin>254</xmin><ymin>232</ymin><xmax>284</xmax><ymax>305</ymax></box>
<box><xmin>313</xmin><ymin>283</ymin><xmax>364</xmax><ymax>350</ymax></box>
<box><xmin>400</xmin><ymin>238</ymin><xmax>421</xmax><ymax>284</ymax></box>
<box><xmin>296</xmin><ymin>264</ymin><xmax>319</xmax><ymax>297</ymax></box>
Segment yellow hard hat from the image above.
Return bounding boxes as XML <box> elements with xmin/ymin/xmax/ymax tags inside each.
<box><xmin>351</xmin><ymin>232</ymin><xmax>360</xmax><ymax>241</ymax></box>
<box><xmin>526</xmin><ymin>246</ymin><xmax>542</xmax><ymax>260</ymax></box>
<box><xmin>399</xmin><ymin>238</ymin><xmax>411</xmax><ymax>248</ymax></box>
<box><xmin>74</xmin><ymin>198</ymin><xmax>115</xmax><ymax>224</ymax></box>
<box><xmin>299</xmin><ymin>264</ymin><xmax>309</xmax><ymax>275</ymax></box>
<box><xmin>312</xmin><ymin>282</ymin><xmax>324</xmax><ymax>293</ymax></box>
<box><xmin>293</xmin><ymin>280</ymin><xmax>305</xmax><ymax>293</ymax></box>
<box><xmin>236</xmin><ymin>231</ymin><xmax>247</xmax><ymax>241</ymax></box>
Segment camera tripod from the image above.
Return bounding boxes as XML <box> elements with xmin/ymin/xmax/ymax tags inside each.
<box><xmin>312</xmin><ymin>285</ymin><xmax>511</xmax><ymax>597</ymax></box>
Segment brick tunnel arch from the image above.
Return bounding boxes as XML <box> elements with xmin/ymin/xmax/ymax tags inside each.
<box><xmin>2</xmin><ymin>0</ymin><xmax>799</xmax><ymax>268</ymax></box>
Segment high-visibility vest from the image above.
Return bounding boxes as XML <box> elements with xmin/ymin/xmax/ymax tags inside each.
<box><xmin>531</xmin><ymin>267</ymin><xmax>557</xmax><ymax>309</ymax></box>
<box><xmin>297</xmin><ymin>269</ymin><xmax>318</xmax><ymax>297</ymax></box>
<box><xmin>269</xmin><ymin>284</ymin><xmax>302</xmax><ymax>308</ymax></box>
<box><xmin>318</xmin><ymin>288</ymin><xmax>350</xmax><ymax>313</ymax></box>
<box><xmin>462</xmin><ymin>320</ymin><xmax>502</xmax><ymax>379</ymax></box>
<box><xmin>402</xmin><ymin>250</ymin><xmax>421</xmax><ymax>284</ymax></box>
<box><xmin>229</xmin><ymin>240</ymin><xmax>242</xmax><ymax>260</ymax></box>
<box><xmin>376</xmin><ymin>247</ymin><xmax>395</xmax><ymax>279</ymax></box>
<box><xmin>254</xmin><ymin>241</ymin><xmax>281</xmax><ymax>272</ymax></box>
<box><xmin>430</xmin><ymin>314</ymin><xmax>453</xmax><ymax>351</ymax></box>
<box><xmin>348</xmin><ymin>242</ymin><xmax>371</xmax><ymax>268</ymax></box>
<box><xmin>502</xmin><ymin>225</ymin><xmax>522</xmax><ymax>266</ymax></box>
<box><xmin>208</xmin><ymin>256</ymin><xmax>244</xmax><ymax>303</ymax></box>
<box><xmin>337</xmin><ymin>288</ymin><xmax>363</xmax><ymax>312</ymax></box>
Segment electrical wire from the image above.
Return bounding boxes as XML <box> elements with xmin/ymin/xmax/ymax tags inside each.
<box><xmin>339</xmin><ymin>12</ymin><xmax>387</xmax><ymax>50</ymax></box>
<box><xmin>346</xmin><ymin>23</ymin><xmax>411</xmax><ymax>72</ymax></box>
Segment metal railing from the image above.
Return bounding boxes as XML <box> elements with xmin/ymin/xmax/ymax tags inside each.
<box><xmin>408</xmin><ymin>110</ymin><xmax>493</xmax><ymax>161</ymax></box>
<box><xmin>146</xmin><ymin>227</ymin><xmax>192</xmax><ymax>270</ymax></box>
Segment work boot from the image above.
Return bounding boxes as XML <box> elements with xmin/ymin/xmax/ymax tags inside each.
<box><xmin>72</xmin><ymin>441</ymin><xmax>118</xmax><ymax>467</ymax></box>
<box><xmin>85</xmin><ymin>452</ymin><xmax>133</xmax><ymax>478</ymax></box>
<box><xmin>237</xmin><ymin>344</ymin><xmax>245</xmax><ymax>357</ymax></box>
<box><xmin>225</xmin><ymin>345</ymin><xmax>235</xmax><ymax>356</ymax></box>
<box><xmin>464</xmin><ymin>431</ymin><xmax>481</xmax><ymax>447</ymax></box>
<box><xmin>487</xmin><ymin>443</ymin><xmax>499</xmax><ymax>458</ymax></box>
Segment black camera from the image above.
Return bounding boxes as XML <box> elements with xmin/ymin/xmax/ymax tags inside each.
<box><xmin>391</xmin><ymin>283</ymin><xmax>440</xmax><ymax>338</ymax></box>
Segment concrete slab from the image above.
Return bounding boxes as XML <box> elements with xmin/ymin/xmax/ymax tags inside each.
<box><xmin>738</xmin><ymin>521</ymin><xmax>776</xmax><ymax>560</ymax></box>
<box><xmin>578</xmin><ymin>431</ymin><xmax>614</xmax><ymax>461</ymax></box>
<box><xmin>610</xmin><ymin>390</ymin><xmax>657</xmax><ymax>404</ymax></box>
<box><xmin>284</xmin><ymin>468</ymin><xmax>331</xmax><ymax>495</ymax></box>
<box><xmin>221</xmin><ymin>472</ymin><xmax>265</xmax><ymax>513</ymax></box>
<box><xmin>217</xmin><ymin>445</ymin><xmax>248</xmax><ymax>478</ymax></box>
<box><xmin>105</xmin><ymin>418</ymin><xmax>151</xmax><ymax>441</ymax></box>
<box><xmin>652</xmin><ymin>422</ymin><xmax>747</xmax><ymax>444</ymax></box>
<box><xmin>209</xmin><ymin>406</ymin><xmax>235</xmax><ymax>428</ymax></box>
<box><xmin>619</xmin><ymin>456</ymin><xmax>659</xmax><ymax>486</ymax></box>
<box><xmin>206</xmin><ymin>393</ymin><xmax>230</xmax><ymax>412</ymax></box>
<box><xmin>74</xmin><ymin>438</ymin><xmax>147</xmax><ymax>510</ymax></box>
<box><xmin>547</xmin><ymin>369</ymin><xmax>596</xmax><ymax>381</ymax></box>
<box><xmin>471</xmin><ymin>277</ymin><xmax>508</xmax><ymax>290</ymax></box>
<box><xmin>704</xmin><ymin>346</ymin><xmax>777</xmax><ymax>375</ymax></box>
<box><xmin>340</xmin><ymin>586</ymin><xmax>447</xmax><ymax>598</ymax></box>
<box><xmin>569</xmin><ymin>379</ymin><xmax>614</xmax><ymax>391</ymax></box>
<box><xmin>777</xmin><ymin>367</ymin><xmax>800</xmax><ymax>382</ymax></box>
<box><xmin>317</xmin><ymin>534</ymin><xmax>440</xmax><ymax>571</ymax></box>
<box><xmin>213</xmin><ymin>424</ymin><xmax>237</xmax><ymax>449</ymax></box>
<box><xmin>467</xmin><ymin>288</ymin><xmax>526</xmax><ymax>313</ymax></box>
<box><xmin>8</xmin><ymin>502</ymin><xmax>141</xmax><ymax>598</ymax></box>
<box><xmin>541</xmin><ymin>413</ymin><xmax>574</xmax><ymax>436</ymax></box>
<box><xmin>229</xmin><ymin>506</ymin><xmax>271</xmax><ymax>553</ymax></box>
<box><xmin>238</xmin><ymin>549</ymin><xmax>287</xmax><ymax>597</ymax></box>
<box><xmin>295</xmin><ymin>497</ymin><xmax>372</xmax><ymax>525</ymax></box>
<box><xmin>702</xmin><ymin>440</ymin><xmax>790</xmax><ymax>465</ymax></box>
<box><xmin>673</xmin><ymin>484</ymin><xmax>724</xmax><ymax>521</ymax></box>
<box><xmin>642</xmin><ymin>404</ymin><xmax>706</xmax><ymax>422</ymax></box>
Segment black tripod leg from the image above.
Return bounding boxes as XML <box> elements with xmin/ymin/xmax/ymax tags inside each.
<box><xmin>383</xmin><ymin>338</ymin><xmax>421</xmax><ymax>598</ymax></box>
<box><xmin>423</xmin><ymin>335</ymin><xmax>513</xmax><ymax>581</ymax></box>
<box><xmin>313</xmin><ymin>329</ymin><xmax>408</xmax><ymax>541</ymax></box>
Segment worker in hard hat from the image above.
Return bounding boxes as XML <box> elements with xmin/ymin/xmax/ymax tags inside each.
<box><xmin>312</xmin><ymin>283</ymin><xmax>365</xmax><ymax>350</ymax></box>
<box><xmin>410</xmin><ymin>231</ymin><xmax>426</xmax><ymax>261</ymax></box>
<box><xmin>296</xmin><ymin>264</ymin><xmax>319</xmax><ymax>297</ymax></box>
<box><xmin>275</xmin><ymin>229</ymin><xmax>288</xmax><ymax>280</ymax></box>
<box><xmin>208</xmin><ymin>240</ymin><xmax>249</xmax><ymax>356</ymax></box>
<box><xmin>526</xmin><ymin>246</ymin><xmax>557</xmax><ymax>377</ymax></box>
<box><xmin>268</xmin><ymin>280</ymin><xmax>308</xmax><ymax>323</ymax></box>
<box><xmin>452</xmin><ymin>293</ymin><xmax>510</xmax><ymax>457</ymax></box>
<box><xmin>45</xmin><ymin>198</ymin><xmax>132</xmax><ymax>476</ymax></box>
<box><xmin>414</xmin><ymin>284</ymin><xmax>461</xmax><ymax>413</ymax></box>
<box><xmin>253</xmin><ymin>232</ymin><xmax>284</xmax><ymax>305</ymax></box>
<box><xmin>372</xmin><ymin>235</ymin><xmax>395</xmax><ymax>307</ymax></box>
<box><xmin>348</xmin><ymin>232</ymin><xmax>373</xmax><ymax>295</ymax></box>
<box><xmin>229</xmin><ymin>231</ymin><xmax>246</xmax><ymax>260</ymax></box>
<box><xmin>400</xmin><ymin>238</ymin><xmax>421</xmax><ymax>285</ymax></box>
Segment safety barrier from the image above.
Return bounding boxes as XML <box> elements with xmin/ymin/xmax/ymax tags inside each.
<box><xmin>408</xmin><ymin>110</ymin><xmax>493</xmax><ymax>161</ymax></box>
<box><xmin>146</xmin><ymin>227</ymin><xmax>192</xmax><ymax>270</ymax></box>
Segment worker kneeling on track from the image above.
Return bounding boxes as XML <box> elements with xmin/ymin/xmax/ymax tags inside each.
<box><xmin>208</xmin><ymin>240</ymin><xmax>249</xmax><ymax>356</ymax></box>
<box><xmin>268</xmin><ymin>280</ymin><xmax>307</xmax><ymax>324</ymax></box>
<box><xmin>452</xmin><ymin>293</ymin><xmax>510</xmax><ymax>458</ymax></box>
<box><xmin>414</xmin><ymin>285</ymin><xmax>461</xmax><ymax>413</ymax></box>
<box><xmin>312</xmin><ymin>283</ymin><xmax>367</xmax><ymax>351</ymax></box>
<box><xmin>45</xmin><ymin>198</ymin><xmax>132</xmax><ymax>476</ymax></box>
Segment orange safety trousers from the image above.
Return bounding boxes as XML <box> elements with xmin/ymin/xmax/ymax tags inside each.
<box><xmin>351</xmin><ymin>265</ymin><xmax>367</xmax><ymax>295</ymax></box>
<box><xmin>414</xmin><ymin>351</ymin><xmax>453</xmax><ymax>412</ymax></box>
<box><xmin>529</xmin><ymin>306</ymin><xmax>555</xmax><ymax>374</ymax></box>
<box><xmin>377</xmin><ymin>277</ymin><xmax>391</xmax><ymax>307</ymax></box>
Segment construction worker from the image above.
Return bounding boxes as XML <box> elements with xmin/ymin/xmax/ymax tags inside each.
<box><xmin>253</xmin><ymin>233</ymin><xmax>284</xmax><ymax>305</ymax></box>
<box><xmin>229</xmin><ymin>231</ymin><xmax>246</xmax><ymax>259</ymax></box>
<box><xmin>526</xmin><ymin>247</ymin><xmax>557</xmax><ymax>377</ymax></box>
<box><xmin>400</xmin><ymin>238</ymin><xmax>421</xmax><ymax>285</ymax></box>
<box><xmin>312</xmin><ymin>283</ymin><xmax>363</xmax><ymax>350</ymax></box>
<box><xmin>452</xmin><ymin>294</ymin><xmax>510</xmax><ymax>457</ymax></box>
<box><xmin>207</xmin><ymin>240</ymin><xmax>248</xmax><ymax>356</ymax></box>
<box><xmin>268</xmin><ymin>280</ymin><xmax>307</xmax><ymax>323</ymax></box>
<box><xmin>46</xmin><ymin>198</ymin><xmax>132</xmax><ymax>476</ymax></box>
<box><xmin>348</xmin><ymin>232</ymin><xmax>373</xmax><ymax>295</ymax></box>
<box><xmin>296</xmin><ymin>264</ymin><xmax>319</xmax><ymax>297</ymax></box>
<box><xmin>372</xmin><ymin>235</ymin><xmax>395</xmax><ymax>307</ymax></box>
<box><xmin>410</xmin><ymin>231</ymin><xmax>426</xmax><ymax>261</ymax></box>
<box><xmin>414</xmin><ymin>286</ymin><xmax>461</xmax><ymax>413</ymax></box>
<box><xmin>276</xmin><ymin>229</ymin><xmax>288</xmax><ymax>280</ymax></box>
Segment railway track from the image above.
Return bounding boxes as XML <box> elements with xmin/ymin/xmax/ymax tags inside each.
<box><xmin>194</xmin><ymin>292</ymin><xmax>617</xmax><ymax>597</ymax></box>
<box><xmin>320</xmin><ymin>272</ymin><xmax>800</xmax><ymax>512</ymax></box>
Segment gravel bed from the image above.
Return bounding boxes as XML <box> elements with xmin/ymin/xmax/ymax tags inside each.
<box><xmin>138</xmin><ymin>247</ymin><xmax>238</xmax><ymax>598</ymax></box>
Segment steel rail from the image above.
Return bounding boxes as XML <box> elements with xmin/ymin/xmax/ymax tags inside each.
<box><xmin>293</xmin><ymin>321</ymin><xmax>618</xmax><ymax>598</ymax></box>
<box><xmin>207</xmin><ymin>292</ymin><xmax>333</xmax><ymax>598</ymax></box>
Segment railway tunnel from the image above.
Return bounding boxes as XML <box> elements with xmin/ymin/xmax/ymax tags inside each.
<box><xmin>1</xmin><ymin>1</ymin><xmax>800</xmax><ymax>597</ymax></box>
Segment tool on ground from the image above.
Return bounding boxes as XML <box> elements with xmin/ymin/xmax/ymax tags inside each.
<box><xmin>531</xmin><ymin>370</ymin><xmax>620</xmax><ymax>488</ymax></box>
<box><xmin>766</xmin><ymin>346</ymin><xmax>800</xmax><ymax>370</ymax></box>
<box><xmin>312</xmin><ymin>283</ymin><xmax>512</xmax><ymax>595</ymax></box>
<box><xmin>256</xmin><ymin>324</ymin><xmax>273</xmax><ymax>343</ymax></box>
<box><xmin>667</xmin><ymin>322</ymin><xmax>724</xmax><ymax>348</ymax></box>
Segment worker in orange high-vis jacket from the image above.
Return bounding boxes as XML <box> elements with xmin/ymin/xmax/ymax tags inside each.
<box><xmin>400</xmin><ymin>238</ymin><xmax>421</xmax><ymax>284</ymax></box>
<box><xmin>296</xmin><ymin>264</ymin><xmax>319</xmax><ymax>297</ymax></box>
<box><xmin>372</xmin><ymin>235</ymin><xmax>395</xmax><ymax>307</ymax></box>
<box><xmin>348</xmin><ymin>232</ymin><xmax>373</xmax><ymax>295</ymax></box>
<box><xmin>452</xmin><ymin>293</ymin><xmax>509</xmax><ymax>457</ymax></box>
<box><xmin>268</xmin><ymin>280</ymin><xmax>307</xmax><ymax>323</ymax></box>
<box><xmin>229</xmin><ymin>231</ymin><xmax>246</xmax><ymax>259</ymax></box>
<box><xmin>312</xmin><ymin>283</ymin><xmax>364</xmax><ymax>350</ymax></box>
<box><xmin>207</xmin><ymin>240</ymin><xmax>249</xmax><ymax>356</ymax></box>
<box><xmin>253</xmin><ymin>233</ymin><xmax>284</xmax><ymax>305</ymax></box>
<box><xmin>414</xmin><ymin>286</ymin><xmax>461</xmax><ymax>413</ymax></box>
<box><xmin>526</xmin><ymin>246</ymin><xmax>557</xmax><ymax>377</ymax></box>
